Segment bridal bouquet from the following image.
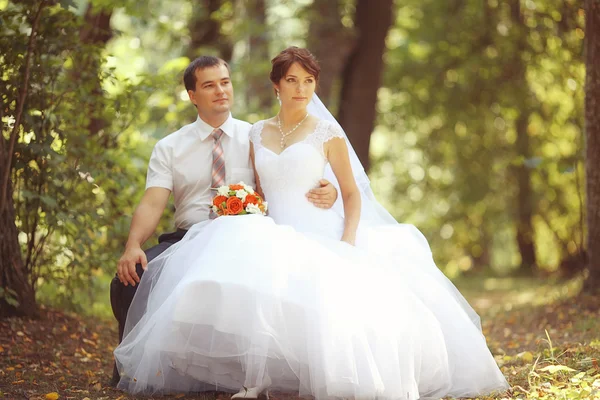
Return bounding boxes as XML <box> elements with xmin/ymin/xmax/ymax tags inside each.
<box><xmin>212</xmin><ymin>182</ymin><xmax>268</xmax><ymax>217</ymax></box>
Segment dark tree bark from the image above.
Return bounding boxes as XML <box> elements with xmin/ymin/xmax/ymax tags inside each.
<box><xmin>307</xmin><ymin>0</ymin><xmax>355</xmax><ymax>107</ymax></box>
<box><xmin>337</xmin><ymin>0</ymin><xmax>395</xmax><ymax>171</ymax></box>
<box><xmin>246</xmin><ymin>0</ymin><xmax>271</xmax><ymax>110</ymax></box>
<box><xmin>76</xmin><ymin>4</ymin><xmax>113</xmax><ymax>136</ymax></box>
<box><xmin>510</xmin><ymin>0</ymin><xmax>537</xmax><ymax>273</ymax></box>
<box><xmin>0</xmin><ymin>179</ymin><xmax>37</xmax><ymax>318</ymax></box>
<box><xmin>584</xmin><ymin>0</ymin><xmax>600</xmax><ymax>293</ymax></box>
<box><xmin>515</xmin><ymin>113</ymin><xmax>537</xmax><ymax>272</ymax></box>
<box><xmin>471</xmin><ymin>228</ymin><xmax>492</xmax><ymax>272</ymax></box>
<box><xmin>187</xmin><ymin>0</ymin><xmax>233</xmax><ymax>62</ymax></box>
<box><xmin>80</xmin><ymin>4</ymin><xmax>113</xmax><ymax>45</ymax></box>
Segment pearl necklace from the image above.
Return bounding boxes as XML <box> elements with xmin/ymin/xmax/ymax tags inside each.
<box><xmin>277</xmin><ymin>113</ymin><xmax>309</xmax><ymax>149</ymax></box>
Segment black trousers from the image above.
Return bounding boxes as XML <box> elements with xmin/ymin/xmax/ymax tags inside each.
<box><xmin>109</xmin><ymin>229</ymin><xmax>187</xmax><ymax>385</ymax></box>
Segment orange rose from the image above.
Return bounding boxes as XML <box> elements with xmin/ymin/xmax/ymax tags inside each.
<box><xmin>230</xmin><ymin>184</ymin><xmax>244</xmax><ymax>190</ymax></box>
<box><xmin>213</xmin><ymin>195</ymin><xmax>227</xmax><ymax>208</ymax></box>
<box><xmin>226</xmin><ymin>196</ymin><xmax>244</xmax><ymax>215</ymax></box>
<box><xmin>244</xmin><ymin>194</ymin><xmax>258</xmax><ymax>207</ymax></box>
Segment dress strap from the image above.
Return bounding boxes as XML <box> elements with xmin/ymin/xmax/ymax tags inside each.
<box><xmin>305</xmin><ymin>120</ymin><xmax>345</xmax><ymax>157</ymax></box>
<box><xmin>249</xmin><ymin>120</ymin><xmax>266</xmax><ymax>152</ymax></box>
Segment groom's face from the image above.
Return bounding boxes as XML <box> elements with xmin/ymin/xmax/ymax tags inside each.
<box><xmin>188</xmin><ymin>63</ymin><xmax>233</xmax><ymax>116</ymax></box>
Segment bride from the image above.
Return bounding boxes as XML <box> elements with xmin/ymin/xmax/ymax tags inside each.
<box><xmin>114</xmin><ymin>47</ymin><xmax>509</xmax><ymax>399</ymax></box>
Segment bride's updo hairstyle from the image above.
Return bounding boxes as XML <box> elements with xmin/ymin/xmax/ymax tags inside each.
<box><xmin>269</xmin><ymin>47</ymin><xmax>321</xmax><ymax>88</ymax></box>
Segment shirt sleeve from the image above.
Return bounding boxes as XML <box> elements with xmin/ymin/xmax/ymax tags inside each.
<box><xmin>145</xmin><ymin>141</ymin><xmax>173</xmax><ymax>191</ymax></box>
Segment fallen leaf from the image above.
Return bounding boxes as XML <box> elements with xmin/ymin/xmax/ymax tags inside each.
<box><xmin>519</xmin><ymin>351</ymin><xmax>534</xmax><ymax>363</ymax></box>
<box><xmin>45</xmin><ymin>392</ymin><xmax>59</xmax><ymax>400</ymax></box>
<box><xmin>539</xmin><ymin>365</ymin><xmax>576</xmax><ymax>373</ymax></box>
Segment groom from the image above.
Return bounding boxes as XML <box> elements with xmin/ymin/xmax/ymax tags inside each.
<box><xmin>109</xmin><ymin>56</ymin><xmax>338</xmax><ymax>386</ymax></box>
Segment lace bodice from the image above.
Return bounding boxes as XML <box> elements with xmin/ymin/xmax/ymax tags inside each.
<box><xmin>249</xmin><ymin>119</ymin><xmax>345</xmax><ymax>235</ymax></box>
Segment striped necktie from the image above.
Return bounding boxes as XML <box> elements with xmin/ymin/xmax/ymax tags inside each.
<box><xmin>211</xmin><ymin>128</ymin><xmax>226</xmax><ymax>189</ymax></box>
<box><xmin>210</xmin><ymin>128</ymin><xmax>226</xmax><ymax>219</ymax></box>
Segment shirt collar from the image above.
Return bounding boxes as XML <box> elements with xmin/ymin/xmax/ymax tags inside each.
<box><xmin>195</xmin><ymin>113</ymin><xmax>235</xmax><ymax>141</ymax></box>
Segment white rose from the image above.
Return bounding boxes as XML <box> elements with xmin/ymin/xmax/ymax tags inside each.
<box><xmin>245</xmin><ymin>203</ymin><xmax>262</xmax><ymax>215</ymax></box>
<box><xmin>243</xmin><ymin>184</ymin><xmax>255</xmax><ymax>194</ymax></box>
<box><xmin>262</xmin><ymin>201</ymin><xmax>268</xmax><ymax>212</ymax></box>
<box><xmin>217</xmin><ymin>186</ymin><xmax>229</xmax><ymax>196</ymax></box>
<box><xmin>235</xmin><ymin>189</ymin><xmax>248</xmax><ymax>202</ymax></box>
<box><xmin>212</xmin><ymin>205</ymin><xmax>219</xmax><ymax>213</ymax></box>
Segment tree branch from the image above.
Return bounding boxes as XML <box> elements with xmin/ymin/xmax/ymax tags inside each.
<box><xmin>0</xmin><ymin>0</ymin><xmax>47</xmax><ymax>214</ymax></box>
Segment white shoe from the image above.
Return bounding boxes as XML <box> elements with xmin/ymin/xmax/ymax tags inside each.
<box><xmin>231</xmin><ymin>376</ymin><xmax>272</xmax><ymax>399</ymax></box>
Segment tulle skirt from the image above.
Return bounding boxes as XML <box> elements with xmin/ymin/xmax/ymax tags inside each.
<box><xmin>114</xmin><ymin>215</ymin><xmax>509</xmax><ymax>399</ymax></box>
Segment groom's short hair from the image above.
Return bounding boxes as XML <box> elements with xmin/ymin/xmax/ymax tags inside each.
<box><xmin>184</xmin><ymin>56</ymin><xmax>230</xmax><ymax>91</ymax></box>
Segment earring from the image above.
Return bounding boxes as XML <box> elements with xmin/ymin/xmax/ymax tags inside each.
<box><xmin>276</xmin><ymin>90</ymin><xmax>281</xmax><ymax>105</ymax></box>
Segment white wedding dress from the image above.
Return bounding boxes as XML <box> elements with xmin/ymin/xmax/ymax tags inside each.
<box><xmin>114</xmin><ymin>119</ymin><xmax>509</xmax><ymax>399</ymax></box>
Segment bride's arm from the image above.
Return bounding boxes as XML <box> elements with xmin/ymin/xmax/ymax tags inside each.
<box><xmin>250</xmin><ymin>142</ymin><xmax>265</xmax><ymax>199</ymax></box>
<box><xmin>325</xmin><ymin>138</ymin><xmax>361</xmax><ymax>245</ymax></box>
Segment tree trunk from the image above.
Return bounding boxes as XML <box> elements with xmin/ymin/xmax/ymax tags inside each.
<box><xmin>246</xmin><ymin>0</ymin><xmax>271</xmax><ymax>110</ymax></box>
<box><xmin>337</xmin><ymin>0</ymin><xmax>394</xmax><ymax>171</ymax></box>
<box><xmin>78</xmin><ymin>4</ymin><xmax>113</xmax><ymax>136</ymax></box>
<box><xmin>471</xmin><ymin>228</ymin><xmax>492</xmax><ymax>272</ymax></box>
<box><xmin>515</xmin><ymin>114</ymin><xmax>537</xmax><ymax>271</ymax></box>
<box><xmin>307</xmin><ymin>0</ymin><xmax>355</xmax><ymax>107</ymax></box>
<box><xmin>511</xmin><ymin>0</ymin><xmax>537</xmax><ymax>273</ymax></box>
<box><xmin>187</xmin><ymin>0</ymin><xmax>233</xmax><ymax>62</ymax></box>
<box><xmin>80</xmin><ymin>4</ymin><xmax>113</xmax><ymax>45</ymax></box>
<box><xmin>0</xmin><ymin>176</ymin><xmax>37</xmax><ymax>318</ymax></box>
<box><xmin>584</xmin><ymin>0</ymin><xmax>600</xmax><ymax>293</ymax></box>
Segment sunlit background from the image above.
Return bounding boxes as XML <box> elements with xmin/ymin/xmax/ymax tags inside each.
<box><xmin>1</xmin><ymin>0</ymin><xmax>586</xmax><ymax>317</ymax></box>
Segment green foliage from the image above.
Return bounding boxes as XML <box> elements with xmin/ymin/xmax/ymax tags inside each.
<box><xmin>1</xmin><ymin>0</ymin><xmax>150</xmax><ymax>314</ymax></box>
<box><xmin>371</xmin><ymin>0</ymin><xmax>585</xmax><ymax>276</ymax></box>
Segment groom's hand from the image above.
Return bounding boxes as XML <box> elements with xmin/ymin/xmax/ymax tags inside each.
<box><xmin>306</xmin><ymin>179</ymin><xmax>338</xmax><ymax>209</ymax></box>
<box><xmin>117</xmin><ymin>245</ymin><xmax>148</xmax><ymax>287</ymax></box>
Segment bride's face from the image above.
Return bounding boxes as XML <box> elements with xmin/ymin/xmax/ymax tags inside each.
<box><xmin>275</xmin><ymin>62</ymin><xmax>316</xmax><ymax>110</ymax></box>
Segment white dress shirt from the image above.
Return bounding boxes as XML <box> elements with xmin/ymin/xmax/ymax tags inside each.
<box><xmin>146</xmin><ymin>114</ymin><xmax>255</xmax><ymax>230</ymax></box>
